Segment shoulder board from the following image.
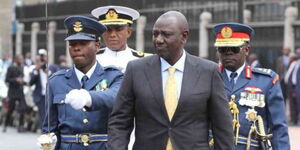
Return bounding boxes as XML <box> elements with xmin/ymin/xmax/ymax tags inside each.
<box><xmin>253</xmin><ymin>68</ymin><xmax>279</xmax><ymax>84</ymax></box>
<box><xmin>96</xmin><ymin>48</ymin><xmax>105</xmax><ymax>55</ymax></box>
<box><xmin>252</xmin><ymin>67</ymin><xmax>273</xmax><ymax>77</ymax></box>
<box><xmin>131</xmin><ymin>49</ymin><xmax>152</xmax><ymax>57</ymax></box>
<box><xmin>49</xmin><ymin>69</ymin><xmax>67</xmax><ymax>80</ymax></box>
<box><xmin>103</xmin><ymin>65</ymin><xmax>121</xmax><ymax>71</ymax></box>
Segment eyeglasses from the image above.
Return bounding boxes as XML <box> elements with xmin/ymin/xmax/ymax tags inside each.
<box><xmin>217</xmin><ymin>47</ymin><xmax>242</xmax><ymax>54</ymax></box>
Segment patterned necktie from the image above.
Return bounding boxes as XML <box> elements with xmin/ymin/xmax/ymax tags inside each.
<box><xmin>165</xmin><ymin>67</ymin><xmax>177</xmax><ymax>150</ymax></box>
<box><xmin>229</xmin><ymin>72</ymin><xmax>238</xmax><ymax>90</ymax></box>
<box><xmin>81</xmin><ymin>75</ymin><xmax>89</xmax><ymax>88</ymax></box>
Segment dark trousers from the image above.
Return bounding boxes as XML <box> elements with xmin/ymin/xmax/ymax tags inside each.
<box><xmin>4</xmin><ymin>97</ymin><xmax>26</xmax><ymax>128</ymax></box>
<box><xmin>35</xmin><ymin>95</ymin><xmax>45</xmax><ymax>130</ymax></box>
<box><xmin>289</xmin><ymin>94</ymin><xmax>299</xmax><ymax>124</ymax></box>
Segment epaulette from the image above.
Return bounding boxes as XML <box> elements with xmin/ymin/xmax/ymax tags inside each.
<box><xmin>131</xmin><ymin>49</ymin><xmax>152</xmax><ymax>57</ymax></box>
<box><xmin>252</xmin><ymin>67</ymin><xmax>273</xmax><ymax>77</ymax></box>
<box><xmin>96</xmin><ymin>48</ymin><xmax>105</xmax><ymax>55</ymax></box>
<box><xmin>49</xmin><ymin>69</ymin><xmax>67</xmax><ymax>80</ymax></box>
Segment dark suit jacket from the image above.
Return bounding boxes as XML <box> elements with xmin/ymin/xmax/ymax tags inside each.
<box><xmin>108</xmin><ymin>53</ymin><xmax>234</xmax><ymax>150</ymax></box>
<box><xmin>29</xmin><ymin>69</ymin><xmax>43</xmax><ymax>103</ymax></box>
<box><xmin>5</xmin><ymin>64</ymin><xmax>24</xmax><ymax>99</ymax></box>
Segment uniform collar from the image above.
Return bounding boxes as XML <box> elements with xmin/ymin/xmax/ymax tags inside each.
<box><xmin>74</xmin><ymin>61</ymin><xmax>97</xmax><ymax>82</ymax></box>
<box><xmin>225</xmin><ymin>62</ymin><xmax>245</xmax><ymax>80</ymax></box>
<box><xmin>104</xmin><ymin>45</ymin><xmax>132</xmax><ymax>56</ymax></box>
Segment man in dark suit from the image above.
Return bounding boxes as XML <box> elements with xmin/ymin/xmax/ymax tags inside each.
<box><xmin>29</xmin><ymin>56</ymin><xmax>47</xmax><ymax>130</ymax></box>
<box><xmin>214</xmin><ymin>23</ymin><xmax>290</xmax><ymax>150</ymax></box>
<box><xmin>108</xmin><ymin>11</ymin><xmax>233</xmax><ymax>150</ymax></box>
<box><xmin>3</xmin><ymin>55</ymin><xmax>26</xmax><ymax>132</ymax></box>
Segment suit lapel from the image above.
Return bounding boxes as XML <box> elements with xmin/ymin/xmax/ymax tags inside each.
<box><xmin>66</xmin><ymin>68</ymin><xmax>81</xmax><ymax>89</ymax></box>
<box><xmin>232</xmin><ymin>70</ymin><xmax>249</xmax><ymax>93</ymax></box>
<box><xmin>221</xmin><ymin>71</ymin><xmax>231</xmax><ymax>92</ymax></box>
<box><xmin>175</xmin><ymin>54</ymin><xmax>200</xmax><ymax>114</ymax></box>
<box><xmin>85</xmin><ymin>63</ymin><xmax>104</xmax><ymax>90</ymax></box>
<box><xmin>144</xmin><ymin>55</ymin><xmax>168</xmax><ymax>119</ymax></box>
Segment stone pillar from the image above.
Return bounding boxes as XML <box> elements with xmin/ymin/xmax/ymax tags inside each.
<box><xmin>16</xmin><ymin>22</ymin><xmax>24</xmax><ymax>56</ymax></box>
<box><xmin>199</xmin><ymin>11</ymin><xmax>212</xmax><ymax>58</ymax></box>
<box><xmin>136</xmin><ymin>16</ymin><xmax>146</xmax><ymax>51</ymax></box>
<box><xmin>284</xmin><ymin>6</ymin><xmax>298</xmax><ymax>52</ymax></box>
<box><xmin>31</xmin><ymin>22</ymin><xmax>40</xmax><ymax>59</ymax></box>
<box><xmin>244</xmin><ymin>9</ymin><xmax>251</xmax><ymax>24</ymax></box>
<box><xmin>48</xmin><ymin>21</ymin><xmax>56</xmax><ymax>64</ymax></box>
<box><xmin>0</xmin><ymin>0</ymin><xmax>13</xmax><ymax>58</ymax></box>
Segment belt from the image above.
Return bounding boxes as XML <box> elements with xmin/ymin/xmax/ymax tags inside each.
<box><xmin>61</xmin><ymin>134</ymin><xmax>107</xmax><ymax>146</ymax></box>
<box><xmin>236</xmin><ymin>136</ymin><xmax>259</xmax><ymax>147</ymax></box>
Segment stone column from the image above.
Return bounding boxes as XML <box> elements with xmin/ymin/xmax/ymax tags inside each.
<box><xmin>0</xmin><ymin>0</ymin><xmax>13</xmax><ymax>57</ymax></box>
<box><xmin>31</xmin><ymin>22</ymin><xmax>40</xmax><ymax>59</ymax></box>
<box><xmin>284</xmin><ymin>6</ymin><xmax>298</xmax><ymax>52</ymax></box>
<box><xmin>48</xmin><ymin>21</ymin><xmax>56</xmax><ymax>64</ymax></box>
<box><xmin>16</xmin><ymin>22</ymin><xmax>24</xmax><ymax>56</ymax></box>
<box><xmin>244</xmin><ymin>9</ymin><xmax>251</xmax><ymax>24</ymax></box>
<box><xmin>199</xmin><ymin>11</ymin><xmax>212</xmax><ymax>58</ymax></box>
<box><xmin>136</xmin><ymin>16</ymin><xmax>146</xmax><ymax>51</ymax></box>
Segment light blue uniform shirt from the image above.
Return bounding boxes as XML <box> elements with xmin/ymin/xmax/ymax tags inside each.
<box><xmin>225</xmin><ymin>63</ymin><xmax>245</xmax><ymax>84</ymax></box>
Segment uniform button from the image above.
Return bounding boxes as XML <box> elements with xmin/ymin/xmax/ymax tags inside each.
<box><xmin>169</xmin><ymin>127</ymin><xmax>172</xmax><ymax>130</ymax></box>
<box><xmin>60</xmin><ymin>100</ymin><xmax>64</xmax><ymax>104</ymax></box>
<box><xmin>83</xmin><ymin>119</ymin><xmax>89</xmax><ymax>124</ymax></box>
<box><xmin>82</xmin><ymin>108</ymin><xmax>87</xmax><ymax>112</ymax></box>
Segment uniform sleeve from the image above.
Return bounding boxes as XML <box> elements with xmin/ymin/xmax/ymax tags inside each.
<box><xmin>267</xmin><ymin>77</ymin><xmax>290</xmax><ymax>150</ymax></box>
<box><xmin>88</xmin><ymin>70</ymin><xmax>123</xmax><ymax>111</ymax></box>
<box><xmin>209</xmin><ymin>65</ymin><xmax>234</xmax><ymax>150</ymax></box>
<box><xmin>108</xmin><ymin>61</ymin><xmax>135</xmax><ymax>150</ymax></box>
<box><xmin>42</xmin><ymin>81</ymin><xmax>61</xmax><ymax>149</ymax></box>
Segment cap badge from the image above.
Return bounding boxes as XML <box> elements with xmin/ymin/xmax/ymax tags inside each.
<box><xmin>73</xmin><ymin>21</ymin><xmax>83</xmax><ymax>32</ymax></box>
<box><xmin>221</xmin><ymin>26</ymin><xmax>233</xmax><ymax>38</ymax></box>
<box><xmin>105</xmin><ymin>9</ymin><xmax>118</xmax><ymax>20</ymax></box>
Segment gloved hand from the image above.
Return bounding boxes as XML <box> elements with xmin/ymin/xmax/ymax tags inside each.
<box><xmin>65</xmin><ymin>89</ymin><xmax>92</xmax><ymax>110</ymax></box>
<box><xmin>37</xmin><ymin>133</ymin><xmax>57</xmax><ymax>150</ymax></box>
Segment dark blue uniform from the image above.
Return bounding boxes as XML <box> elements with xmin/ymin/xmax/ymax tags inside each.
<box><xmin>221</xmin><ymin>65</ymin><xmax>290</xmax><ymax>150</ymax></box>
<box><xmin>42</xmin><ymin>63</ymin><xmax>122</xmax><ymax>150</ymax></box>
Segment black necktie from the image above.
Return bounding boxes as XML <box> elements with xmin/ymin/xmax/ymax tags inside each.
<box><xmin>81</xmin><ymin>75</ymin><xmax>89</xmax><ymax>88</ymax></box>
<box><xmin>229</xmin><ymin>72</ymin><xmax>238</xmax><ymax>90</ymax></box>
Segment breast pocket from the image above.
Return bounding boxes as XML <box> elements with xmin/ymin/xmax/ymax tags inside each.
<box><xmin>53</xmin><ymin>94</ymin><xmax>66</xmax><ymax>121</ymax></box>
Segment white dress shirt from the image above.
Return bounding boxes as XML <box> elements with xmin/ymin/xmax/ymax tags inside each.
<box><xmin>160</xmin><ymin>50</ymin><xmax>186</xmax><ymax>99</ymax></box>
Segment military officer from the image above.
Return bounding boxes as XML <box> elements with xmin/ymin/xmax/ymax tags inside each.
<box><xmin>38</xmin><ymin>16</ymin><xmax>123</xmax><ymax>150</ymax></box>
<box><xmin>91</xmin><ymin>5</ymin><xmax>151</xmax><ymax>73</ymax></box>
<box><xmin>213</xmin><ymin>23</ymin><xmax>290</xmax><ymax>150</ymax></box>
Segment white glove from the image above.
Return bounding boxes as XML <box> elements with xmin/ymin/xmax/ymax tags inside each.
<box><xmin>65</xmin><ymin>89</ymin><xmax>92</xmax><ymax>110</ymax></box>
<box><xmin>37</xmin><ymin>133</ymin><xmax>57</xmax><ymax>150</ymax></box>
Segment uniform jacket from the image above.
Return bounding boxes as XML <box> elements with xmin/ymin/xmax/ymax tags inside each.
<box><xmin>96</xmin><ymin>46</ymin><xmax>150</xmax><ymax>73</ymax></box>
<box><xmin>221</xmin><ymin>65</ymin><xmax>290</xmax><ymax>150</ymax></box>
<box><xmin>108</xmin><ymin>53</ymin><xmax>234</xmax><ymax>150</ymax></box>
<box><xmin>42</xmin><ymin>62</ymin><xmax>123</xmax><ymax>150</ymax></box>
